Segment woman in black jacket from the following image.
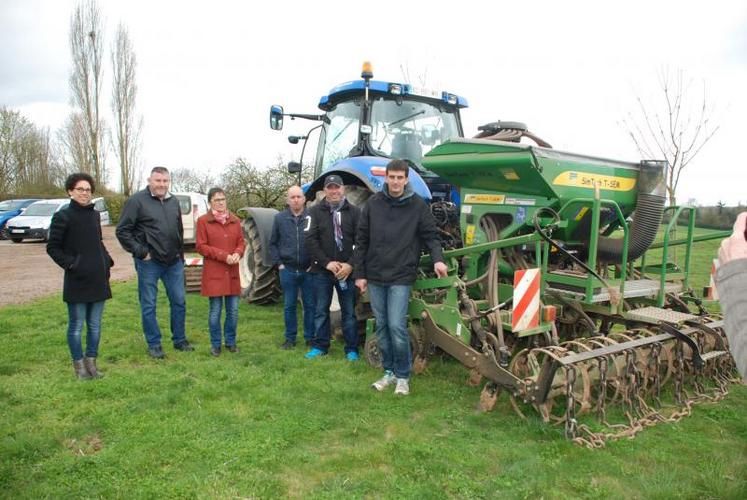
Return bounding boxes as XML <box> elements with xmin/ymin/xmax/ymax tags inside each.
<box><xmin>47</xmin><ymin>173</ymin><xmax>113</xmax><ymax>379</ymax></box>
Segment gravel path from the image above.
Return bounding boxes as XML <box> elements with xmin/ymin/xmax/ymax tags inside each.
<box><xmin>0</xmin><ymin>226</ymin><xmax>137</xmax><ymax>307</ymax></box>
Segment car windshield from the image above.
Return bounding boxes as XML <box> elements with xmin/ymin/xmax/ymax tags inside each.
<box><xmin>23</xmin><ymin>203</ymin><xmax>61</xmax><ymax>216</ymax></box>
<box><xmin>0</xmin><ymin>200</ymin><xmax>23</xmax><ymax>212</ymax></box>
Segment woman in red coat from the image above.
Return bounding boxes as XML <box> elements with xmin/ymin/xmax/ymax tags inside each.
<box><xmin>196</xmin><ymin>188</ymin><xmax>246</xmax><ymax>356</ymax></box>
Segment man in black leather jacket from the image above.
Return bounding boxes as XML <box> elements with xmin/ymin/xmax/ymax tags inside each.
<box><xmin>116</xmin><ymin>166</ymin><xmax>194</xmax><ymax>358</ymax></box>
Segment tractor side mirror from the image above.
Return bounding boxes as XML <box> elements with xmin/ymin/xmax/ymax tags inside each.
<box><xmin>287</xmin><ymin>161</ymin><xmax>302</xmax><ymax>174</ymax></box>
<box><xmin>270</xmin><ymin>105</ymin><xmax>284</xmax><ymax>130</ymax></box>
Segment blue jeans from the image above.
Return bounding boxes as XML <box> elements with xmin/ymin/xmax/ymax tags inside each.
<box><xmin>368</xmin><ymin>283</ymin><xmax>412</xmax><ymax>379</ymax></box>
<box><xmin>279</xmin><ymin>268</ymin><xmax>316</xmax><ymax>344</ymax></box>
<box><xmin>134</xmin><ymin>258</ymin><xmax>187</xmax><ymax>348</ymax></box>
<box><xmin>208</xmin><ymin>295</ymin><xmax>239</xmax><ymax>348</ymax></box>
<box><xmin>66</xmin><ymin>301</ymin><xmax>105</xmax><ymax>361</ymax></box>
<box><xmin>311</xmin><ymin>272</ymin><xmax>357</xmax><ymax>354</ymax></box>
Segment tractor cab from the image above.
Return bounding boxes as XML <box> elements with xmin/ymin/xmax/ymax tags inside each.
<box><xmin>270</xmin><ymin>62</ymin><xmax>468</xmax><ymax>203</ymax></box>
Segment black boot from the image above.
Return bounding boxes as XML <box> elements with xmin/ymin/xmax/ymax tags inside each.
<box><xmin>73</xmin><ymin>359</ymin><xmax>91</xmax><ymax>380</ymax></box>
<box><xmin>83</xmin><ymin>357</ymin><xmax>103</xmax><ymax>379</ymax></box>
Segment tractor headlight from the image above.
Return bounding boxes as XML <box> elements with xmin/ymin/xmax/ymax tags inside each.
<box><xmin>442</xmin><ymin>92</ymin><xmax>458</xmax><ymax>105</ymax></box>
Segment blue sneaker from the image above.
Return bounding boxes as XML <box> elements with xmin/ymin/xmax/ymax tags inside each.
<box><xmin>346</xmin><ymin>351</ymin><xmax>359</xmax><ymax>362</ymax></box>
<box><xmin>304</xmin><ymin>348</ymin><xmax>326</xmax><ymax>359</ymax></box>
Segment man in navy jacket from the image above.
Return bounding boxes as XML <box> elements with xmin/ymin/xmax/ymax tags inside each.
<box><xmin>269</xmin><ymin>186</ymin><xmax>315</xmax><ymax>349</ymax></box>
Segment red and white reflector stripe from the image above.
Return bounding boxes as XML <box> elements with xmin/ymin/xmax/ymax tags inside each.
<box><xmin>706</xmin><ymin>259</ymin><xmax>719</xmax><ymax>300</ymax></box>
<box><xmin>512</xmin><ymin>268</ymin><xmax>540</xmax><ymax>332</ymax></box>
<box><xmin>184</xmin><ymin>258</ymin><xmax>203</xmax><ymax>266</ymax></box>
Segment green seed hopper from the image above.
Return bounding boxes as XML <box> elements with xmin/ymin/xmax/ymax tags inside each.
<box><xmin>423</xmin><ymin>138</ymin><xmax>667</xmax><ymax>262</ymax></box>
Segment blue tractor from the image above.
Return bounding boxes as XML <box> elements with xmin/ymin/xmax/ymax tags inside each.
<box><xmin>239</xmin><ymin>63</ymin><xmax>469</xmax><ymax>303</ymax></box>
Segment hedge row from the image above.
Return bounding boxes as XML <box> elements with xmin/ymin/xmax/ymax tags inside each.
<box><xmin>103</xmin><ymin>194</ymin><xmax>128</xmax><ymax>225</ymax></box>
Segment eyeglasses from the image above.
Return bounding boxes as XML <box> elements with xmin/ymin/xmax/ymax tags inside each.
<box><xmin>74</xmin><ymin>187</ymin><xmax>92</xmax><ymax>193</ymax></box>
<box><xmin>212</xmin><ymin>198</ymin><xmax>227</xmax><ymax>203</ymax></box>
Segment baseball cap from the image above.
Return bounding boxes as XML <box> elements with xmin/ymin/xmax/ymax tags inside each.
<box><xmin>324</xmin><ymin>174</ymin><xmax>343</xmax><ymax>187</ymax></box>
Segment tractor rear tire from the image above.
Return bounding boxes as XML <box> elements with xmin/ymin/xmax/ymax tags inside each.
<box><xmin>240</xmin><ymin>217</ymin><xmax>281</xmax><ymax>304</ymax></box>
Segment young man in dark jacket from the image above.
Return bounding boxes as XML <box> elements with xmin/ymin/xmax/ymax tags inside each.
<box><xmin>116</xmin><ymin>166</ymin><xmax>193</xmax><ymax>359</ymax></box>
<box><xmin>355</xmin><ymin>160</ymin><xmax>448</xmax><ymax>395</ymax></box>
<box><xmin>269</xmin><ymin>185</ymin><xmax>316</xmax><ymax>350</ymax></box>
<box><xmin>304</xmin><ymin>175</ymin><xmax>361</xmax><ymax>360</ymax></box>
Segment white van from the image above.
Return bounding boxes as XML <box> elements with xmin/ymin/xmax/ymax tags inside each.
<box><xmin>173</xmin><ymin>192</ymin><xmax>209</xmax><ymax>245</ymax></box>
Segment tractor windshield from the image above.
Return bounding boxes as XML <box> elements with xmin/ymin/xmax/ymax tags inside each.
<box><xmin>369</xmin><ymin>97</ymin><xmax>460</xmax><ymax>164</ymax></box>
<box><xmin>318</xmin><ymin>99</ymin><xmax>362</xmax><ymax>171</ymax></box>
<box><xmin>317</xmin><ymin>95</ymin><xmax>460</xmax><ymax>172</ymax></box>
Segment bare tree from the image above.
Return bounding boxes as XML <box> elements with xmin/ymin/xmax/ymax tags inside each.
<box><xmin>58</xmin><ymin>112</ymin><xmax>90</xmax><ymax>173</ymax></box>
<box><xmin>29</xmin><ymin>127</ymin><xmax>65</xmax><ymax>190</ymax></box>
<box><xmin>0</xmin><ymin>107</ymin><xmax>64</xmax><ymax>193</ymax></box>
<box><xmin>400</xmin><ymin>62</ymin><xmax>428</xmax><ymax>88</ymax></box>
<box><xmin>622</xmin><ymin>68</ymin><xmax>719</xmax><ymax>206</ymax></box>
<box><xmin>68</xmin><ymin>0</ymin><xmax>106</xmax><ymax>184</ymax></box>
<box><xmin>221</xmin><ymin>156</ymin><xmax>299</xmax><ymax>211</ymax></box>
<box><xmin>169</xmin><ymin>167</ymin><xmax>216</xmax><ymax>194</ymax></box>
<box><xmin>111</xmin><ymin>22</ymin><xmax>142</xmax><ymax>196</ymax></box>
<box><xmin>0</xmin><ymin>107</ymin><xmax>24</xmax><ymax>192</ymax></box>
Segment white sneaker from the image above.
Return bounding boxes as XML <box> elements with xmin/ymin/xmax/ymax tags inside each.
<box><xmin>372</xmin><ymin>371</ymin><xmax>396</xmax><ymax>391</ymax></box>
<box><xmin>394</xmin><ymin>378</ymin><xmax>410</xmax><ymax>396</ymax></box>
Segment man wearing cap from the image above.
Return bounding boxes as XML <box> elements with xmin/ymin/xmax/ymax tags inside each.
<box><xmin>304</xmin><ymin>174</ymin><xmax>361</xmax><ymax>360</ymax></box>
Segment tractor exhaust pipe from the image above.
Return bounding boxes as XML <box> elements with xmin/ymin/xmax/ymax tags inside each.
<box><xmin>596</xmin><ymin>160</ymin><xmax>667</xmax><ymax>263</ymax></box>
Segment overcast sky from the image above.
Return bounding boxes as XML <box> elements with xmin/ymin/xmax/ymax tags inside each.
<box><xmin>2</xmin><ymin>0</ymin><xmax>746</xmax><ymax>204</ymax></box>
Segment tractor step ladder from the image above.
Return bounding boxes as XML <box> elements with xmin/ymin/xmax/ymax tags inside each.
<box><xmin>546</xmin><ymin>275</ymin><xmax>682</xmax><ymax>303</ymax></box>
<box><xmin>625</xmin><ymin>306</ymin><xmax>697</xmax><ymax>323</ymax></box>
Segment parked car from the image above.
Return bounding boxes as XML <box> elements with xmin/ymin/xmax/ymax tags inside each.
<box><xmin>93</xmin><ymin>197</ymin><xmax>110</xmax><ymax>226</ymax></box>
<box><xmin>173</xmin><ymin>192</ymin><xmax>209</xmax><ymax>246</ymax></box>
<box><xmin>5</xmin><ymin>199</ymin><xmax>69</xmax><ymax>243</ymax></box>
<box><xmin>0</xmin><ymin>198</ymin><xmax>40</xmax><ymax>239</ymax></box>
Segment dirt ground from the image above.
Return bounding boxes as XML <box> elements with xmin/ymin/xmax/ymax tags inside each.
<box><xmin>0</xmin><ymin>226</ymin><xmax>136</xmax><ymax>307</ymax></box>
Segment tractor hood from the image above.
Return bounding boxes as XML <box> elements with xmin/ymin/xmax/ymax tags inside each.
<box><xmin>303</xmin><ymin>156</ymin><xmax>432</xmax><ymax>202</ymax></box>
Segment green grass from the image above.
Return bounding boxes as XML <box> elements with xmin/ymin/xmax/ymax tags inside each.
<box><xmin>1</xmin><ymin>237</ymin><xmax>746</xmax><ymax>499</ymax></box>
